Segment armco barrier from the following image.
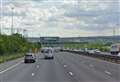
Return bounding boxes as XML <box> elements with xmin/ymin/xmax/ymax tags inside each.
<box><xmin>63</xmin><ymin>50</ymin><xmax>120</xmax><ymax>64</ymax></box>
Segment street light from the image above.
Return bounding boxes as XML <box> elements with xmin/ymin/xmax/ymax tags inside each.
<box><xmin>113</xmin><ymin>24</ymin><xmax>119</xmax><ymax>36</ymax></box>
<box><xmin>11</xmin><ymin>7</ymin><xmax>14</xmax><ymax>35</ymax></box>
<box><xmin>0</xmin><ymin>0</ymin><xmax>3</xmax><ymax>34</ymax></box>
<box><xmin>23</xmin><ymin>29</ymin><xmax>28</xmax><ymax>37</ymax></box>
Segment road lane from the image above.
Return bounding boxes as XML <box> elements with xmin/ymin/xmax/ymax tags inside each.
<box><xmin>0</xmin><ymin>53</ymin><xmax>73</xmax><ymax>82</ymax></box>
<box><xmin>29</xmin><ymin>57</ymin><xmax>73</xmax><ymax>82</ymax></box>
<box><xmin>55</xmin><ymin>52</ymin><xmax>120</xmax><ymax>82</ymax></box>
<box><xmin>0</xmin><ymin>52</ymin><xmax>120</xmax><ymax>82</ymax></box>
<box><xmin>66</xmin><ymin>52</ymin><xmax>120</xmax><ymax>79</ymax></box>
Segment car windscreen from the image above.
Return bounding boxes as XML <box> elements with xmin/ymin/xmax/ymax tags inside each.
<box><xmin>25</xmin><ymin>55</ymin><xmax>32</xmax><ymax>57</ymax></box>
<box><xmin>43</xmin><ymin>49</ymin><xmax>52</xmax><ymax>53</ymax></box>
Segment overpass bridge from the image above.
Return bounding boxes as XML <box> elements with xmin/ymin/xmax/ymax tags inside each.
<box><xmin>26</xmin><ymin>37</ymin><xmax>62</xmax><ymax>47</ymax></box>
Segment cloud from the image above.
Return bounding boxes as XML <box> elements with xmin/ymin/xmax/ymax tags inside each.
<box><xmin>1</xmin><ymin>0</ymin><xmax>120</xmax><ymax>37</ymax></box>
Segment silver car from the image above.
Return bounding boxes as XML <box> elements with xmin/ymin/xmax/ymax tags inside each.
<box><xmin>24</xmin><ymin>53</ymin><xmax>36</xmax><ymax>63</ymax></box>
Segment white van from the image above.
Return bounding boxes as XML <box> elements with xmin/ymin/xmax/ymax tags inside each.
<box><xmin>110</xmin><ymin>44</ymin><xmax>120</xmax><ymax>55</ymax></box>
<box><xmin>41</xmin><ymin>48</ymin><xmax>54</xmax><ymax>59</ymax></box>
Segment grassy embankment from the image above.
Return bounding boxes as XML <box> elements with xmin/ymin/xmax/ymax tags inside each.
<box><xmin>0</xmin><ymin>34</ymin><xmax>41</xmax><ymax>63</ymax></box>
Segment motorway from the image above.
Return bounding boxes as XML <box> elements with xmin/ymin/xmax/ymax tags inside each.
<box><xmin>0</xmin><ymin>52</ymin><xmax>120</xmax><ymax>82</ymax></box>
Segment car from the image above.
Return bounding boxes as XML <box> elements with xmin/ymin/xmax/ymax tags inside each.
<box><xmin>110</xmin><ymin>43</ymin><xmax>120</xmax><ymax>55</ymax></box>
<box><xmin>24</xmin><ymin>53</ymin><xmax>36</xmax><ymax>63</ymax></box>
<box><xmin>88</xmin><ymin>50</ymin><xmax>95</xmax><ymax>54</ymax></box>
<box><xmin>87</xmin><ymin>49</ymin><xmax>101</xmax><ymax>54</ymax></box>
<box><xmin>41</xmin><ymin>48</ymin><xmax>54</xmax><ymax>59</ymax></box>
<box><xmin>117</xmin><ymin>53</ymin><xmax>120</xmax><ymax>56</ymax></box>
<box><xmin>94</xmin><ymin>49</ymin><xmax>101</xmax><ymax>53</ymax></box>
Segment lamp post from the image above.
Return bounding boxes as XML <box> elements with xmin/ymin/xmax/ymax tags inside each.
<box><xmin>113</xmin><ymin>26</ymin><xmax>116</xmax><ymax>36</ymax></box>
<box><xmin>0</xmin><ymin>0</ymin><xmax>3</xmax><ymax>34</ymax></box>
<box><xmin>11</xmin><ymin>7</ymin><xmax>14</xmax><ymax>35</ymax></box>
<box><xmin>23</xmin><ymin>29</ymin><xmax>28</xmax><ymax>37</ymax></box>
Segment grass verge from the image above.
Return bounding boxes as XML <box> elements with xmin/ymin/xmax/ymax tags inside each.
<box><xmin>0</xmin><ymin>53</ymin><xmax>25</xmax><ymax>64</ymax></box>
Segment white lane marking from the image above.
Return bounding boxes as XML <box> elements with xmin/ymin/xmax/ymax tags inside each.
<box><xmin>32</xmin><ymin>73</ymin><xmax>35</xmax><ymax>76</ymax></box>
<box><xmin>37</xmin><ymin>65</ymin><xmax>39</xmax><ymax>68</ymax></box>
<box><xmin>69</xmin><ymin>72</ymin><xmax>73</xmax><ymax>76</ymax></box>
<box><xmin>89</xmin><ymin>64</ymin><xmax>94</xmax><ymax>68</ymax></box>
<box><xmin>105</xmin><ymin>70</ymin><xmax>112</xmax><ymax>75</ymax></box>
<box><xmin>64</xmin><ymin>65</ymin><xmax>67</xmax><ymax>68</ymax></box>
<box><xmin>0</xmin><ymin>61</ymin><xmax>22</xmax><ymax>74</ymax></box>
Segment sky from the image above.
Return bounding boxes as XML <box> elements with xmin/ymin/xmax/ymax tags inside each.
<box><xmin>0</xmin><ymin>0</ymin><xmax>120</xmax><ymax>37</ymax></box>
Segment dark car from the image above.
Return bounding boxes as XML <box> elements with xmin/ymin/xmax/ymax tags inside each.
<box><xmin>24</xmin><ymin>53</ymin><xmax>36</xmax><ymax>63</ymax></box>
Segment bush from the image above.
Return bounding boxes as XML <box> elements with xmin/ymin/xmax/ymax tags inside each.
<box><xmin>0</xmin><ymin>34</ymin><xmax>41</xmax><ymax>55</ymax></box>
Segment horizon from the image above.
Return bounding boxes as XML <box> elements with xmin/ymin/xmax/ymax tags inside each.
<box><xmin>26</xmin><ymin>35</ymin><xmax>120</xmax><ymax>38</ymax></box>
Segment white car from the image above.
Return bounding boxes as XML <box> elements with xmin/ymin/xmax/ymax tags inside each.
<box><xmin>88</xmin><ymin>49</ymin><xmax>101</xmax><ymax>54</ymax></box>
<box><xmin>24</xmin><ymin>53</ymin><xmax>36</xmax><ymax>63</ymax></box>
<box><xmin>117</xmin><ymin>53</ymin><xmax>120</xmax><ymax>56</ymax></box>
<box><xmin>88</xmin><ymin>50</ymin><xmax>95</xmax><ymax>54</ymax></box>
<box><xmin>41</xmin><ymin>48</ymin><xmax>54</xmax><ymax>59</ymax></box>
<box><xmin>94</xmin><ymin>49</ymin><xmax>101</xmax><ymax>53</ymax></box>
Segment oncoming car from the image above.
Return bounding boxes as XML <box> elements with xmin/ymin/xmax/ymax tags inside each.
<box><xmin>41</xmin><ymin>48</ymin><xmax>54</xmax><ymax>59</ymax></box>
<box><xmin>24</xmin><ymin>53</ymin><xmax>36</xmax><ymax>63</ymax></box>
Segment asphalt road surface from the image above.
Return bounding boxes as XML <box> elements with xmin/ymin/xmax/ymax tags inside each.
<box><xmin>0</xmin><ymin>52</ymin><xmax>120</xmax><ymax>82</ymax></box>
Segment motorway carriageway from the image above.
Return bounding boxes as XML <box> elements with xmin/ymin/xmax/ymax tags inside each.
<box><xmin>0</xmin><ymin>52</ymin><xmax>120</xmax><ymax>82</ymax></box>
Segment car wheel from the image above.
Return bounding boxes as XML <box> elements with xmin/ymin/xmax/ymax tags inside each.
<box><xmin>31</xmin><ymin>60</ymin><xmax>34</xmax><ymax>63</ymax></box>
<box><xmin>24</xmin><ymin>60</ymin><xmax>27</xmax><ymax>63</ymax></box>
<box><xmin>33</xmin><ymin>60</ymin><xmax>35</xmax><ymax>63</ymax></box>
<box><xmin>51</xmin><ymin>57</ymin><xmax>54</xmax><ymax>59</ymax></box>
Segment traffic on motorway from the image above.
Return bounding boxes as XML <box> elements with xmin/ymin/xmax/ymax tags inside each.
<box><xmin>0</xmin><ymin>48</ymin><xmax>120</xmax><ymax>82</ymax></box>
<box><xmin>0</xmin><ymin>0</ymin><xmax>120</xmax><ymax>82</ymax></box>
<box><xmin>62</xmin><ymin>43</ymin><xmax>120</xmax><ymax>56</ymax></box>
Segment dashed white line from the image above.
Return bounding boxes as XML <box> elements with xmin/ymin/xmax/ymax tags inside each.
<box><xmin>32</xmin><ymin>73</ymin><xmax>35</xmax><ymax>76</ymax></box>
<box><xmin>69</xmin><ymin>72</ymin><xmax>73</xmax><ymax>76</ymax></box>
<box><xmin>105</xmin><ymin>70</ymin><xmax>112</xmax><ymax>75</ymax></box>
<box><xmin>64</xmin><ymin>65</ymin><xmax>67</xmax><ymax>68</ymax></box>
<box><xmin>89</xmin><ymin>64</ymin><xmax>94</xmax><ymax>68</ymax></box>
<box><xmin>37</xmin><ymin>65</ymin><xmax>39</xmax><ymax>68</ymax></box>
<box><xmin>0</xmin><ymin>61</ymin><xmax>22</xmax><ymax>74</ymax></box>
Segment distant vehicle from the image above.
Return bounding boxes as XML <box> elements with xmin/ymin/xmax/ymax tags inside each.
<box><xmin>88</xmin><ymin>50</ymin><xmax>95</xmax><ymax>54</ymax></box>
<box><xmin>41</xmin><ymin>48</ymin><xmax>54</xmax><ymax>59</ymax></box>
<box><xmin>53</xmin><ymin>47</ymin><xmax>61</xmax><ymax>52</ymax></box>
<box><xmin>118</xmin><ymin>53</ymin><xmax>120</xmax><ymax>56</ymax></box>
<box><xmin>94</xmin><ymin>49</ymin><xmax>101</xmax><ymax>53</ymax></box>
<box><xmin>110</xmin><ymin>43</ymin><xmax>120</xmax><ymax>55</ymax></box>
<box><xmin>24</xmin><ymin>53</ymin><xmax>36</xmax><ymax>63</ymax></box>
<box><xmin>82</xmin><ymin>48</ymin><xmax>88</xmax><ymax>52</ymax></box>
<box><xmin>87</xmin><ymin>49</ymin><xmax>101</xmax><ymax>54</ymax></box>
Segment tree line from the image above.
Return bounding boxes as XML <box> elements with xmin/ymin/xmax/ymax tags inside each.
<box><xmin>0</xmin><ymin>34</ymin><xmax>41</xmax><ymax>55</ymax></box>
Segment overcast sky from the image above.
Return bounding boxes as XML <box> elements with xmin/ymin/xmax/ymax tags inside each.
<box><xmin>0</xmin><ymin>0</ymin><xmax>120</xmax><ymax>37</ymax></box>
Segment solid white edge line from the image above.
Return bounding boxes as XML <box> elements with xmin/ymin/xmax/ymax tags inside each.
<box><xmin>0</xmin><ymin>61</ymin><xmax>23</xmax><ymax>74</ymax></box>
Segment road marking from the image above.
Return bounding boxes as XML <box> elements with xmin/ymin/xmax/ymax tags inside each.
<box><xmin>89</xmin><ymin>64</ymin><xmax>94</xmax><ymax>68</ymax></box>
<box><xmin>69</xmin><ymin>72</ymin><xmax>73</xmax><ymax>76</ymax></box>
<box><xmin>37</xmin><ymin>65</ymin><xmax>39</xmax><ymax>68</ymax></box>
<box><xmin>64</xmin><ymin>65</ymin><xmax>67</xmax><ymax>68</ymax></box>
<box><xmin>32</xmin><ymin>73</ymin><xmax>35</xmax><ymax>76</ymax></box>
<box><xmin>0</xmin><ymin>61</ymin><xmax>22</xmax><ymax>74</ymax></box>
<box><xmin>105</xmin><ymin>70</ymin><xmax>112</xmax><ymax>75</ymax></box>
